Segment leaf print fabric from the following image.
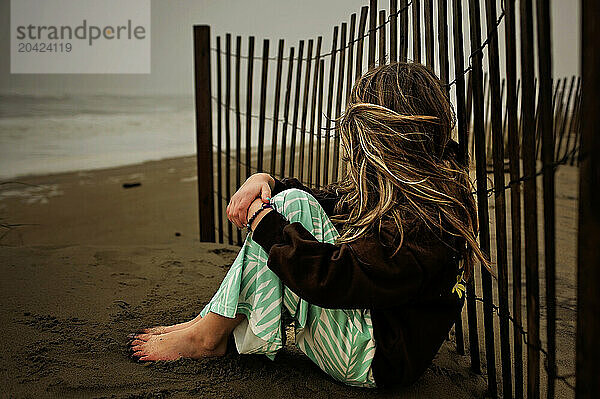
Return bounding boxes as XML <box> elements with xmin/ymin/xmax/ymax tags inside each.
<box><xmin>199</xmin><ymin>188</ymin><xmax>377</xmax><ymax>388</ymax></box>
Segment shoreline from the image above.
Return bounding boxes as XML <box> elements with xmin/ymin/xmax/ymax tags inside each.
<box><xmin>0</xmin><ymin>153</ymin><xmax>198</xmax><ymax>183</ymax></box>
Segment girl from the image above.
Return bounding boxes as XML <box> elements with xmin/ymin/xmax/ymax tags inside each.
<box><xmin>128</xmin><ymin>62</ymin><xmax>489</xmax><ymax>388</ymax></box>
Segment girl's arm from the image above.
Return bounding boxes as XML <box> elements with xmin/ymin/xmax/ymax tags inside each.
<box><xmin>251</xmin><ymin>207</ymin><xmax>432</xmax><ymax>310</ymax></box>
<box><xmin>228</xmin><ymin>173</ymin><xmax>341</xmax><ymax>228</ymax></box>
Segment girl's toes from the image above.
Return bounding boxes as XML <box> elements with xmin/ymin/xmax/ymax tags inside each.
<box><xmin>130</xmin><ymin>344</ymin><xmax>144</xmax><ymax>352</ymax></box>
<box><xmin>128</xmin><ymin>349</ymin><xmax>145</xmax><ymax>362</ymax></box>
<box><xmin>132</xmin><ymin>350</ymin><xmax>145</xmax><ymax>357</ymax></box>
<box><xmin>129</xmin><ymin>339</ymin><xmax>146</xmax><ymax>346</ymax></box>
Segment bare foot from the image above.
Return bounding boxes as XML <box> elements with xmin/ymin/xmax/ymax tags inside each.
<box><xmin>138</xmin><ymin>314</ymin><xmax>202</xmax><ymax>336</ymax></box>
<box><xmin>129</xmin><ymin>322</ymin><xmax>227</xmax><ymax>362</ymax></box>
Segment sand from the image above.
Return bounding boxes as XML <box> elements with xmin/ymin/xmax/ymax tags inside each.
<box><xmin>0</xmin><ymin>155</ymin><xmax>578</xmax><ymax>398</ymax></box>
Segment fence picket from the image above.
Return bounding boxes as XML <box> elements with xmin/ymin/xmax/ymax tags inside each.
<box><xmin>257</xmin><ymin>39</ymin><xmax>269</xmax><ymax>172</ymax></box>
<box><xmin>323</xmin><ymin>27</ymin><xmax>339</xmax><ymax>186</ymax></box>
<box><xmin>193</xmin><ymin>25</ymin><xmax>215</xmax><ymax>243</ymax></box>
<box><xmin>400</xmin><ymin>0</ymin><xmax>408</xmax><ymax>61</ymax></box>
<box><xmin>289</xmin><ymin>40</ymin><xmax>305</xmax><ymax>177</ymax></box>
<box><xmin>356</xmin><ymin>7</ymin><xmax>369</xmax><ymax>78</ymax></box>
<box><xmin>390</xmin><ymin>0</ymin><xmax>398</xmax><ymax>63</ymax></box>
<box><xmin>279</xmin><ymin>47</ymin><xmax>296</xmax><ymax>178</ymax></box>
<box><xmin>342</xmin><ymin>14</ymin><xmax>357</xmax><ymax>178</ymax></box>
<box><xmin>308</xmin><ymin>37</ymin><xmax>323</xmax><ymax>186</ymax></box>
<box><xmin>467</xmin><ymin>0</ymin><xmax>497</xmax><ymax>395</ymax></box>
<box><xmin>216</xmin><ymin>36</ymin><xmax>224</xmax><ymax>244</ymax></box>
<box><xmin>424</xmin><ymin>0</ymin><xmax>434</xmax><ymax>71</ymax></box>
<box><xmin>369</xmin><ymin>0</ymin><xmax>377</xmax><ymax>69</ymax></box>
<box><xmin>234</xmin><ymin>36</ymin><xmax>242</xmax><ymax>245</ymax></box>
<box><xmin>316</xmin><ymin>60</ymin><xmax>325</xmax><ymax>189</ymax></box>
<box><xmin>451</xmin><ymin>0</ymin><xmax>469</xmax><ymax>359</ymax></box>
<box><xmin>299</xmin><ymin>39</ymin><xmax>314</xmax><ymax>182</ymax></box>
<box><xmin>225</xmin><ymin>34</ymin><xmax>233</xmax><ymax>245</ymax></box>
<box><xmin>520</xmin><ymin>1</ymin><xmax>541</xmax><ymax>396</ymax></box>
<box><xmin>412</xmin><ymin>0</ymin><xmax>421</xmax><ymax>62</ymax></box>
<box><xmin>577</xmin><ymin>2</ymin><xmax>600</xmax><ymax>395</ymax></box>
<box><xmin>484</xmin><ymin>1</ymin><xmax>512</xmax><ymax>396</ymax></box>
<box><xmin>269</xmin><ymin>39</ymin><xmax>285</xmax><ymax>177</ymax></box>
<box><xmin>333</xmin><ymin>24</ymin><xmax>347</xmax><ymax>182</ymax></box>
<box><xmin>379</xmin><ymin>10</ymin><xmax>386</xmax><ymax>66</ymax></box>
<box><xmin>245</xmin><ymin>37</ymin><xmax>255</xmax><ymax>178</ymax></box>
<box><xmin>437</xmin><ymin>0</ymin><xmax>449</xmax><ymax>89</ymax></box>
<box><xmin>536</xmin><ymin>0</ymin><xmax>556</xmax><ymax>396</ymax></box>
<box><xmin>504</xmin><ymin>1</ymin><xmax>524</xmax><ymax>396</ymax></box>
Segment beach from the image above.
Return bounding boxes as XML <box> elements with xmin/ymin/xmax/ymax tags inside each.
<box><xmin>0</xmin><ymin>154</ymin><xmax>578</xmax><ymax>398</ymax></box>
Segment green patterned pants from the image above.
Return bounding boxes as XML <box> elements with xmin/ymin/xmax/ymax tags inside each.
<box><xmin>199</xmin><ymin>188</ymin><xmax>377</xmax><ymax>388</ymax></box>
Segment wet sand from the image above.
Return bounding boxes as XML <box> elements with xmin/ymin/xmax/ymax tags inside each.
<box><xmin>0</xmin><ymin>155</ymin><xmax>577</xmax><ymax>398</ymax></box>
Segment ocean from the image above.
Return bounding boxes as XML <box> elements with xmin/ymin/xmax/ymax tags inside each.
<box><xmin>0</xmin><ymin>94</ymin><xmax>197</xmax><ymax>180</ymax></box>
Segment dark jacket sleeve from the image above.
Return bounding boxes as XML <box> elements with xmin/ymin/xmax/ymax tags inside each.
<box><xmin>271</xmin><ymin>177</ymin><xmax>340</xmax><ymax>216</ymax></box>
<box><xmin>272</xmin><ymin>177</ymin><xmax>312</xmax><ymax>196</ymax></box>
<box><xmin>251</xmin><ymin>210</ymin><xmax>425</xmax><ymax>309</ymax></box>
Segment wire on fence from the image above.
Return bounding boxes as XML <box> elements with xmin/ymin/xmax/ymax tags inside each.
<box><xmin>212</xmin><ymin>144</ymin><xmax>257</xmax><ymax>173</ymax></box>
<box><xmin>473</xmin><ymin>144</ymin><xmax>580</xmax><ymax>197</ymax></box>
<box><xmin>211</xmin><ymin>95</ymin><xmax>334</xmax><ymax>138</ymax></box>
<box><xmin>212</xmin><ymin>141</ymin><xmax>581</xmax><ymax>212</ymax></box>
<box><xmin>211</xmin><ymin>88</ymin><xmax>581</xmax><ymax>197</ymax></box>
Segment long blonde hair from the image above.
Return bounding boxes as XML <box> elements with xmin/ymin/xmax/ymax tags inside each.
<box><xmin>328</xmin><ymin>62</ymin><xmax>490</xmax><ymax>280</ymax></box>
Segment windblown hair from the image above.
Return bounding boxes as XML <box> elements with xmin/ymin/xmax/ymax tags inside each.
<box><xmin>328</xmin><ymin>62</ymin><xmax>491</xmax><ymax>280</ymax></box>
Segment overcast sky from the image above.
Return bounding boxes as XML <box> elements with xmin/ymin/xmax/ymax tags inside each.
<box><xmin>0</xmin><ymin>0</ymin><xmax>581</xmax><ymax>96</ymax></box>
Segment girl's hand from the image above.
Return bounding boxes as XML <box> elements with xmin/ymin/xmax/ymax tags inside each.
<box><xmin>227</xmin><ymin>173</ymin><xmax>274</xmax><ymax>229</ymax></box>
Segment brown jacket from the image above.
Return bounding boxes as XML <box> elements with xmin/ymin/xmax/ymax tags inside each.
<box><xmin>252</xmin><ymin>177</ymin><xmax>465</xmax><ymax>387</ymax></box>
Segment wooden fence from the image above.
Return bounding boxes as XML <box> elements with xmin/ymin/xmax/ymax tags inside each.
<box><xmin>192</xmin><ymin>0</ymin><xmax>590</xmax><ymax>397</ymax></box>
